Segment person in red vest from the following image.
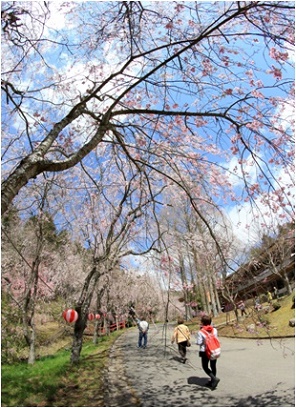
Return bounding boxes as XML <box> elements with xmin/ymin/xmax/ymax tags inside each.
<box><xmin>196</xmin><ymin>314</ymin><xmax>220</xmax><ymax>390</ymax></box>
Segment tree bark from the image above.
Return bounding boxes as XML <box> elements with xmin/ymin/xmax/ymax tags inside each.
<box><xmin>71</xmin><ymin>308</ymin><xmax>87</xmax><ymax>364</ymax></box>
<box><xmin>283</xmin><ymin>272</ymin><xmax>292</xmax><ymax>295</ymax></box>
<box><xmin>28</xmin><ymin>322</ymin><xmax>36</xmax><ymax>365</ymax></box>
<box><xmin>70</xmin><ymin>263</ymin><xmax>104</xmax><ymax>363</ymax></box>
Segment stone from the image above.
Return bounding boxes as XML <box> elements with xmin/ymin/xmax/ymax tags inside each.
<box><xmin>289</xmin><ymin>318</ymin><xmax>295</xmax><ymax>327</ymax></box>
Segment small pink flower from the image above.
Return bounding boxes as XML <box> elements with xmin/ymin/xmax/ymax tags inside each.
<box><xmin>269</xmin><ymin>66</ymin><xmax>282</xmax><ymax>80</ymax></box>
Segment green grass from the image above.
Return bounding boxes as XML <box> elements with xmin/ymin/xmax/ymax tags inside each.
<box><xmin>2</xmin><ymin>352</ymin><xmax>70</xmax><ymax>406</ymax></box>
<box><xmin>1</xmin><ymin>332</ymin><xmax>122</xmax><ymax>407</ymax></box>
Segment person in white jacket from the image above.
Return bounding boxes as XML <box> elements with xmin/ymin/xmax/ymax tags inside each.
<box><xmin>137</xmin><ymin>318</ymin><xmax>149</xmax><ymax>348</ymax></box>
<box><xmin>196</xmin><ymin>314</ymin><xmax>220</xmax><ymax>390</ymax></box>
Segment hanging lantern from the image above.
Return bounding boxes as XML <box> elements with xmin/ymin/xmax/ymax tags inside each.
<box><xmin>88</xmin><ymin>313</ymin><xmax>95</xmax><ymax>320</ymax></box>
<box><xmin>95</xmin><ymin>314</ymin><xmax>101</xmax><ymax>320</ymax></box>
<box><xmin>63</xmin><ymin>309</ymin><xmax>78</xmax><ymax>323</ymax></box>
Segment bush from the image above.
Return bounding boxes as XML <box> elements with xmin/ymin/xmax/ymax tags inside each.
<box><xmin>260</xmin><ymin>294</ymin><xmax>268</xmax><ymax>304</ymax></box>
<box><xmin>272</xmin><ymin>302</ymin><xmax>281</xmax><ymax>311</ymax></box>
<box><xmin>258</xmin><ymin>315</ymin><xmax>271</xmax><ymax>326</ymax></box>
<box><xmin>245</xmin><ymin>298</ymin><xmax>254</xmax><ymax>308</ymax></box>
<box><xmin>1</xmin><ymin>297</ymin><xmax>27</xmax><ymax>363</ymax></box>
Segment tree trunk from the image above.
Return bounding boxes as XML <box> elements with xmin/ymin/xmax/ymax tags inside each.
<box><xmin>201</xmin><ymin>281</ymin><xmax>210</xmax><ymax>314</ymax></box>
<box><xmin>28</xmin><ymin>325</ymin><xmax>36</xmax><ymax>365</ymax></box>
<box><xmin>92</xmin><ymin>287</ymin><xmax>104</xmax><ymax>344</ymax></box>
<box><xmin>208</xmin><ymin>274</ymin><xmax>217</xmax><ymax>316</ymax></box>
<box><xmin>234</xmin><ymin>305</ymin><xmax>239</xmax><ymax>322</ymax></box>
<box><xmin>213</xmin><ymin>280</ymin><xmax>222</xmax><ymax>314</ymax></box>
<box><xmin>103</xmin><ymin>315</ymin><xmax>109</xmax><ymax>336</ymax></box>
<box><xmin>93</xmin><ymin>320</ymin><xmax>99</xmax><ymax>344</ymax></box>
<box><xmin>178</xmin><ymin>253</ymin><xmax>190</xmax><ymax>320</ymax></box>
<box><xmin>23</xmin><ymin>309</ymin><xmax>37</xmax><ymax>364</ymax></box>
<box><xmin>71</xmin><ymin>310</ymin><xmax>87</xmax><ymax>364</ymax></box>
<box><xmin>23</xmin><ymin>312</ymin><xmax>36</xmax><ymax>365</ymax></box>
<box><xmin>283</xmin><ymin>272</ymin><xmax>292</xmax><ymax>295</ymax></box>
<box><xmin>70</xmin><ymin>264</ymin><xmax>102</xmax><ymax>362</ymax></box>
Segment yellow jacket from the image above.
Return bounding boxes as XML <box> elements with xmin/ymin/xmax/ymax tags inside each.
<box><xmin>171</xmin><ymin>324</ymin><xmax>191</xmax><ymax>344</ymax></box>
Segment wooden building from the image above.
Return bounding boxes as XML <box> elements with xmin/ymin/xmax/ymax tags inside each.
<box><xmin>224</xmin><ymin>228</ymin><xmax>295</xmax><ymax>301</ymax></box>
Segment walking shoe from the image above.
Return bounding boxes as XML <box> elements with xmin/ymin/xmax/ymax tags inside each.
<box><xmin>205</xmin><ymin>381</ymin><xmax>212</xmax><ymax>387</ymax></box>
<box><xmin>211</xmin><ymin>378</ymin><xmax>220</xmax><ymax>390</ymax></box>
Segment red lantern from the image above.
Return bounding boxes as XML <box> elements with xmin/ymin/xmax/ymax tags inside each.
<box><xmin>95</xmin><ymin>314</ymin><xmax>101</xmax><ymax>320</ymax></box>
<box><xmin>88</xmin><ymin>313</ymin><xmax>95</xmax><ymax>320</ymax></box>
<box><xmin>63</xmin><ymin>309</ymin><xmax>78</xmax><ymax>323</ymax></box>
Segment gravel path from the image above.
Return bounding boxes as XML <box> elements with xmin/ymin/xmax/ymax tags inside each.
<box><xmin>104</xmin><ymin>323</ymin><xmax>295</xmax><ymax>407</ymax></box>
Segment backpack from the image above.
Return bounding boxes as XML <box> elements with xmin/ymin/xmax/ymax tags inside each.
<box><xmin>201</xmin><ymin>328</ymin><xmax>221</xmax><ymax>360</ymax></box>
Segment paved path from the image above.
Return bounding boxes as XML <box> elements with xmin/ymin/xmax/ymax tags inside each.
<box><xmin>104</xmin><ymin>323</ymin><xmax>295</xmax><ymax>407</ymax></box>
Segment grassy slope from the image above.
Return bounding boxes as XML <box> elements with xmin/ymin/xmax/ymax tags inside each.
<box><xmin>187</xmin><ymin>294</ymin><xmax>295</xmax><ymax>338</ymax></box>
<box><xmin>1</xmin><ymin>331</ymin><xmax>122</xmax><ymax>407</ymax></box>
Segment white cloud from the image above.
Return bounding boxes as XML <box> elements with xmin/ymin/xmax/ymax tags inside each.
<box><xmin>226</xmin><ymin>153</ymin><xmax>259</xmax><ymax>188</ymax></box>
<box><xmin>46</xmin><ymin>2</ymin><xmax>79</xmax><ymax>32</ymax></box>
<box><xmin>227</xmin><ymin>202</ymin><xmax>270</xmax><ymax>245</ymax></box>
<box><xmin>275</xmin><ymin>99</ymin><xmax>295</xmax><ymax>134</ymax></box>
<box><xmin>226</xmin><ymin>163</ymin><xmax>294</xmax><ymax>247</ymax></box>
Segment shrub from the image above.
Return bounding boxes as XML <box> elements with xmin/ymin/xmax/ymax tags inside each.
<box><xmin>1</xmin><ymin>297</ymin><xmax>27</xmax><ymax>363</ymax></box>
<box><xmin>260</xmin><ymin>294</ymin><xmax>268</xmax><ymax>304</ymax></box>
<box><xmin>245</xmin><ymin>298</ymin><xmax>254</xmax><ymax>308</ymax></box>
<box><xmin>272</xmin><ymin>302</ymin><xmax>281</xmax><ymax>311</ymax></box>
<box><xmin>258</xmin><ymin>315</ymin><xmax>271</xmax><ymax>326</ymax></box>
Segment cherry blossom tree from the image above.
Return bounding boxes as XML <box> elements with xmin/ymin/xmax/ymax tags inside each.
<box><xmin>64</xmin><ymin>158</ymin><xmax>164</xmax><ymax>363</ymax></box>
<box><xmin>1</xmin><ymin>177</ymin><xmax>91</xmax><ymax>363</ymax></box>
<box><xmin>1</xmin><ymin>186</ymin><xmax>59</xmax><ymax>364</ymax></box>
<box><xmin>154</xmin><ymin>186</ymin><xmax>244</xmax><ymax>319</ymax></box>
<box><xmin>128</xmin><ymin>272</ymin><xmax>163</xmax><ymax>322</ymax></box>
<box><xmin>2</xmin><ymin>2</ymin><xmax>294</xmax><ymax>232</ymax></box>
<box><xmin>1</xmin><ymin>1</ymin><xmax>295</xmax><ymax>361</ymax></box>
<box><xmin>96</xmin><ymin>267</ymin><xmax>162</xmax><ymax>329</ymax></box>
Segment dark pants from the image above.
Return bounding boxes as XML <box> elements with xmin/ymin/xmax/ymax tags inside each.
<box><xmin>138</xmin><ymin>331</ymin><xmax>147</xmax><ymax>347</ymax></box>
<box><xmin>200</xmin><ymin>351</ymin><xmax>217</xmax><ymax>381</ymax></box>
<box><xmin>178</xmin><ymin>341</ymin><xmax>187</xmax><ymax>359</ymax></box>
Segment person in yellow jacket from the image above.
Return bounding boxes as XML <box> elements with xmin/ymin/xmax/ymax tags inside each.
<box><xmin>171</xmin><ymin>317</ymin><xmax>191</xmax><ymax>363</ymax></box>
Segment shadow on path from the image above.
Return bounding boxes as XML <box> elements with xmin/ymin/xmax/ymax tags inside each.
<box><xmin>108</xmin><ymin>326</ymin><xmax>295</xmax><ymax>407</ymax></box>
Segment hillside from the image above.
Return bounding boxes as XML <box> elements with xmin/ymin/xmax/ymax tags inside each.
<box><xmin>187</xmin><ymin>294</ymin><xmax>295</xmax><ymax>339</ymax></box>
